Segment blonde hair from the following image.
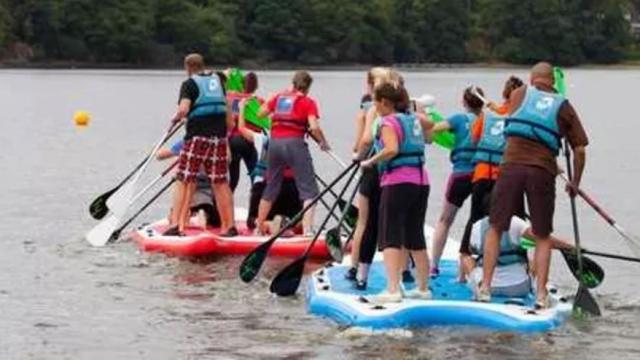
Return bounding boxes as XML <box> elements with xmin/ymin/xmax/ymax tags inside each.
<box><xmin>368</xmin><ymin>67</ymin><xmax>403</xmax><ymax>91</ymax></box>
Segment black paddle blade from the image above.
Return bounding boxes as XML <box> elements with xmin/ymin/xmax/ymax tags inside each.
<box><xmin>239</xmin><ymin>239</ymin><xmax>274</xmax><ymax>283</ymax></box>
<box><xmin>561</xmin><ymin>250</ymin><xmax>604</xmax><ymax>289</ymax></box>
<box><xmin>573</xmin><ymin>285</ymin><xmax>601</xmax><ymax>317</ymax></box>
<box><xmin>326</xmin><ymin>228</ymin><xmax>343</xmax><ymax>263</ymax></box>
<box><xmin>89</xmin><ymin>187</ymin><xmax>117</xmax><ymax>220</ymax></box>
<box><xmin>269</xmin><ymin>256</ymin><xmax>307</xmax><ymax>296</ymax></box>
<box><xmin>337</xmin><ymin>200</ymin><xmax>358</xmax><ymax>228</ymax></box>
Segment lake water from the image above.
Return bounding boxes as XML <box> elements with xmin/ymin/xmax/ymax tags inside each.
<box><xmin>1</xmin><ymin>68</ymin><xmax>639</xmax><ymax>359</ymax></box>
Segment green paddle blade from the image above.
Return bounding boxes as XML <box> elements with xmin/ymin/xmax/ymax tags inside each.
<box><xmin>269</xmin><ymin>256</ymin><xmax>306</xmax><ymax>296</ymax></box>
<box><xmin>239</xmin><ymin>239</ymin><xmax>274</xmax><ymax>283</ymax></box>
<box><xmin>225</xmin><ymin>68</ymin><xmax>244</xmax><ymax>92</ymax></box>
<box><xmin>553</xmin><ymin>67</ymin><xmax>566</xmax><ymax>96</ymax></box>
<box><xmin>243</xmin><ymin>97</ymin><xmax>271</xmax><ymax>130</ymax></box>
<box><xmin>573</xmin><ymin>285</ymin><xmax>602</xmax><ymax>317</ymax></box>
<box><xmin>427</xmin><ymin>108</ymin><xmax>455</xmax><ymax>150</ymax></box>
<box><xmin>325</xmin><ymin>228</ymin><xmax>344</xmax><ymax>263</ymax></box>
<box><xmin>560</xmin><ymin>250</ymin><xmax>604</xmax><ymax>289</ymax></box>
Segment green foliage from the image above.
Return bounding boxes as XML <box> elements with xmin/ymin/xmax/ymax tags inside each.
<box><xmin>0</xmin><ymin>0</ymin><xmax>636</xmax><ymax>65</ymax></box>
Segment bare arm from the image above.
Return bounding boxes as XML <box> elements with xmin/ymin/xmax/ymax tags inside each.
<box><xmin>523</xmin><ymin>228</ymin><xmax>575</xmax><ymax>251</ymax></box>
<box><xmin>352</xmin><ymin>109</ymin><xmax>366</xmax><ymax>153</ymax></box>
<box><xmin>417</xmin><ymin>112</ymin><xmax>434</xmax><ymax>144</ymax></box>
<box><xmin>355</xmin><ymin>107</ymin><xmax>378</xmax><ymax>159</ymax></box>
<box><xmin>173</xmin><ymin>99</ymin><xmax>191</xmax><ymax>123</ymax></box>
<box><xmin>156</xmin><ymin>148</ymin><xmax>176</xmax><ymax>161</ymax></box>
<box><xmin>432</xmin><ymin>120</ymin><xmax>451</xmax><ymax>133</ymax></box>
<box><xmin>572</xmin><ymin>145</ymin><xmax>586</xmax><ymax>187</ymax></box>
<box><xmin>361</xmin><ymin>126</ymin><xmax>398</xmax><ymax>168</ymax></box>
<box><xmin>308</xmin><ymin>116</ymin><xmax>330</xmax><ymax>151</ymax></box>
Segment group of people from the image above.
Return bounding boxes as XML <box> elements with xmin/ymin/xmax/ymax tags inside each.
<box><xmin>161</xmin><ymin>53</ymin><xmax>589</xmax><ymax>309</ymax></box>
<box><xmin>161</xmin><ymin>53</ymin><xmax>329</xmax><ymax>239</ymax></box>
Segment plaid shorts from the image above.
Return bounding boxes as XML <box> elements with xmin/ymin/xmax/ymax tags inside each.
<box><xmin>176</xmin><ymin>136</ymin><xmax>229</xmax><ymax>184</ymax></box>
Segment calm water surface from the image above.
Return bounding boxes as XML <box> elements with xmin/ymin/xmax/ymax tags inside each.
<box><xmin>1</xmin><ymin>69</ymin><xmax>639</xmax><ymax>359</ymax></box>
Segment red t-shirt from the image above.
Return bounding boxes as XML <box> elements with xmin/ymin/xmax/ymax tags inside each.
<box><xmin>267</xmin><ymin>92</ymin><xmax>320</xmax><ymax>138</ymax></box>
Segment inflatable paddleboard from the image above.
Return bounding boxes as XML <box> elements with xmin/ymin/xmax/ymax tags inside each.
<box><xmin>131</xmin><ymin>215</ymin><xmax>330</xmax><ymax>258</ymax></box>
<box><xmin>307</xmin><ymin>227</ymin><xmax>572</xmax><ymax>332</ymax></box>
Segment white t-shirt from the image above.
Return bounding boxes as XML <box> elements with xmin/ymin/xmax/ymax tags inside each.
<box><xmin>470</xmin><ymin>217</ymin><xmax>530</xmax><ymax>288</ymax></box>
<box><xmin>252</xmin><ymin>132</ymin><xmax>268</xmax><ymax>184</ymax></box>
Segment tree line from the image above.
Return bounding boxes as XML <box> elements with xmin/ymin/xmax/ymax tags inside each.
<box><xmin>0</xmin><ymin>0</ymin><xmax>636</xmax><ymax>66</ymax></box>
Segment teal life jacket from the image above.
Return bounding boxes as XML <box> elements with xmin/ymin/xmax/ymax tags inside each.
<box><xmin>250</xmin><ymin>132</ymin><xmax>270</xmax><ymax>183</ymax></box>
<box><xmin>473</xmin><ymin>111</ymin><xmax>506</xmax><ymax>165</ymax></box>
<box><xmin>375</xmin><ymin>113</ymin><xmax>425</xmax><ymax>173</ymax></box>
<box><xmin>505</xmin><ymin>86</ymin><xmax>565</xmax><ymax>154</ymax></box>
<box><xmin>475</xmin><ymin>219</ymin><xmax>528</xmax><ymax>266</ymax></box>
<box><xmin>450</xmin><ymin>112</ymin><xmax>476</xmax><ymax>166</ymax></box>
<box><xmin>188</xmin><ymin>74</ymin><xmax>227</xmax><ymax>119</ymax></box>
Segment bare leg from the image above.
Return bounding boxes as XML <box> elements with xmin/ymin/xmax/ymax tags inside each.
<box><xmin>212</xmin><ymin>181</ymin><xmax>235</xmax><ymax>231</ymax></box>
<box><xmin>410</xmin><ymin>249</ymin><xmax>430</xmax><ymax>291</ymax></box>
<box><xmin>480</xmin><ymin>225</ymin><xmax>501</xmax><ymax>292</ymax></box>
<box><xmin>431</xmin><ymin>201</ymin><xmax>460</xmax><ymax>268</ymax></box>
<box><xmin>301</xmin><ymin>200</ymin><xmax>315</xmax><ymax>234</ymax></box>
<box><xmin>168</xmin><ymin>181</ymin><xmax>186</xmax><ymax>227</ymax></box>
<box><xmin>177</xmin><ymin>182</ymin><xmax>196</xmax><ymax>232</ymax></box>
<box><xmin>534</xmin><ymin>236</ymin><xmax>552</xmax><ymax>300</ymax></box>
<box><xmin>383</xmin><ymin>247</ymin><xmax>402</xmax><ymax>294</ymax></box>
<box><xmin>350</xmin><ymin>194</ymin><xmax>370</xmax><ymax>267</ymax></box>
<box><xmin>460</xmin><ymin>254</ymin><xmax>476</xmax><ymax>278</ymax></box>
<box><xmin>255</xmin><ymin>199</ymin><xmax>274</xmax><ymax>233</ymax></box>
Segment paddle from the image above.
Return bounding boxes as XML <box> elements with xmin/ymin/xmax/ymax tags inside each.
<box><xmin>239</xmin><ymin>161</ymin><xmax>359</xmax><ymax>283</ymax></box>
<box><xmin>411</xmin><ymin>94</ymin><xmax>455</xmax><ymax>150</ymax></box>
<box><xmin>269</xmin><ymin>163</ymin><xmax>362</xmax><ymax>296</ymax></box>
<box><xmin>85</xmin><ymin>160</ymin><xmax>178</xmax><ymax>247</ymax></box>
<box><xmin>565</xmin><ymin>140</ymin><xmax>601</xmax><ymax>316</ymax></box>
<box><xmin>314</xmin><ymin>174</ymin><xmax>358</xmax><ymax>228</ymax></box>
<box><xmin>109</xmin><ymin>178</ymin><xmax>176</xmax><ymax>243</ymax></box>
<box><xmin>106</xmin><ymin>122</ymin><xmax>183</xmax><ymax>220</ymax></box>
<box><xmin>558</xmin><ymin>173</ymin><xmax>640</xmax><ymax>258</ymax></box>
<box><xmin>520</xmin><ymin>238</ymin><xmax>604</xmax><ymax>289</ymax></box>
<box><xmin>326</xmin><ymin>219</ymin><xmax>357</xmax><ymax>263</ymax></box>
<box><xmin>581</xmin><ymin>249</ymin><xmax>640</xmax><ymax>264</ymax></box>
<box><xmin>89</xmin><ymin>122</ymin><xmax>183</xmax><ymax>220</ymax></box>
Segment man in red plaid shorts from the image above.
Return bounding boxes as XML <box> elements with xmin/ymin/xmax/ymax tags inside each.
<box><xmin>164</xmin><ymin>53</ymin><xmax>237</xmax><ymax>237</ymax></box>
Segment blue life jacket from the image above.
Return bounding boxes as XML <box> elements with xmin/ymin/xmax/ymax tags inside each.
<box><xmin>376</xmin><ymin>113</ymin><xmax>425</xmax><ymax>173</ymax></box>
<box><xmin>475</xmin><ymin>219</ymin><xmax>528</xmax><ymax>266</ymax></box>
<box><xmin>250</xmin><ymin>133</ymin><xmax>270</xmax><ymax>183</ymax></box>
<box><xmin>473</xmin><ymin>111</ymin><xmax>506</xmax><ymax>165</ymax></box>
<box><xmin>450</xmin><ymin>113</ymin><xmax>476</xmax><ymax>166</ymax></box>
<box><xmin>188</xmin><ymin>74</ymin><xmax>227</xmax><ymax>119</ymax></box>
<box><xmin>505</xmin><ymin>86</ymin><xmax>565</xmax><ymax>154</ymax></box>
<box><xmin>360</xmin><ymin>100</ymin><xmax>373</xmax><ymax>112</ymax></box>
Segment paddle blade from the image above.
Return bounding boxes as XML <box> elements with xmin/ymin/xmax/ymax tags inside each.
<box><xmin>573</xmin><ymin>285</ymin><xmax>601</xmax><ymax>317</ymax></box>
<box><xmin>269</xmin><ymin>256</ymin><xmax>306</xmax><ymax>296</ymax></box>
<box><xmin>85</xmin><ymin>214</ymin><xmax>121</xmax><ymax>247</ymax></box>
<box><xmin>326</xmin><ymin>228</ymin><xmax>343</xmax><ymax>263</ymax></box>
<box><xmin>106</xmin><ymin>181</ymin><xmax>134</xmax><ymax>219</ymax></box>
<box><xmin>89</xmin><ymin>187</ymin><xmax>117</xmax><ymax>220</ymax></box>
<box><xmin>337</xmin><ymin>200</ymin><xmax>359</xmax><ymax>229</ymax></box>
<box><xmin>561</xmin><ymin>250</ymin><xmax>604</xmax><ymax>289</ymax></box>
<box><xmin>239</xmin><ymin>239</ymin><xmax>275</xmax><ymax>283</ymax></box>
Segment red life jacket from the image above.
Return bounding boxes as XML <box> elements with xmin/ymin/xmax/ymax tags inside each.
<box><xmin>271</xmin><ymin>90</ymin><xmax>309</xmax><ymax>136</ymax></box>
<box><xmin>227</xmin><ymin>91</ymin><xmax>261</xmax><ymax>132</ymax></box>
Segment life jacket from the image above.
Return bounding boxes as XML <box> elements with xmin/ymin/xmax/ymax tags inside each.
<box><xmin>361</xmin><ymin>100</ymin><xmax>373</xmax><ymax>112</ymax></box>
<box><xmin>450</xmin><ymin>113</ymin><xmax>476</xmax><ymax>166</ymax></box>
<box><xmin>227</xmin><ymin>91</ymin><xmax>261</xmax><ymax>132</ymax></box>
<box><xmin>271</xmin><ymin>90</ymin><xmax>308</xmax><ymax>135</ymax></box>
<box><xmin>475</xmin><ymin>219</ymin><xmax>528</xmax><ymax>266</ymax></box>
<box><xmin>473</xmin><ymin>111</ymin><xmax>506</xmax><ymax>165</ymax></box>
<box><xmin>505</xmin><ymin>86</ymin><xmax>564</xmax><ymax>154</ymax></box>
<box><xmin>375</xmin><ymin>113</ymin><xmax>425</xmax><ymax>173</ymax></box>
<box><xmin>188</xmin><ymin>74</ymin><xmax>227</xmax><ymax>119</ymax></box>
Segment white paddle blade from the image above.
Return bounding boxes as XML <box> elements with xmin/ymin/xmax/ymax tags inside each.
<box><xmin>412</xmin><ymin>94</ymin><xmax>436</xmax><ymax>108</ymax></box>
<box><xmin>106</xmin><ymin>180</ymin><xmax>134</xmax><ymax>219</ymax></box>
<box><xmin>85</xmin><ymin>214</ymin><xmax>121</xmax><ymax>247</ymax></box>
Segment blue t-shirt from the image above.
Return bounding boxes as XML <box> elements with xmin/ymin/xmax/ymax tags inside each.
<box><xmin>447</xmin><ymin>113</ymin><xmax>475</xmax><ymax>174</ymax></box>
<box><xmin>170</xmin><ymin>140</ymin><xmax>184</xmax><ymax>156</ymax></box>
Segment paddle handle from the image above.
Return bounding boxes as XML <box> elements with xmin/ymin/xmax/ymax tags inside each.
<box><xmin>564</xmin><ymin>142</ymin><xmax>586</xmax><ymax>284</ymax></box>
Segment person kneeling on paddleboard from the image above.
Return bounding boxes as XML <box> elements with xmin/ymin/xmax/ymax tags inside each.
<box><xmin>165</xmin><ymin>53</ymin><xmax>237</xmax><ymax>237</ymax></box>
<box><xmin>253</xmin><ymin>71</ymin><xmax>330</xmax><ymax>236</ymax></box>
<box><xmin>236</xmin><ymin>98</ymin><xmax>303</xmax><ymax>235</ymax></box>
<box><xmin>361</xmin><ymin>83</ymin><xmax>433</xmax><ymax>304</ymax></box>
<box><xmin>157</xmin><ymin>141</ymin><xmax>221</xmax><ymax>228</ymax></box>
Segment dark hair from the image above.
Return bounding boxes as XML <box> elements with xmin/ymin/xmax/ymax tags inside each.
<box><xmin>463</xmin><ymin>86</ymin><xmax>484</xmax><ymax>112</ymax></box>
<box><xmin>215</xmin><ymin>71</ymin><xmax>227</xmax><ymax>85</ymax></box>
<box><xmin>244</xmin><ymin>72</ymin><xmax>258</xmax><ymax>94</ymax></box>
<box><xmin>395</xmin><ymin>86</ymin><xmax>411</xmax><ymax>113</ymax></box>
<box><xmin>374</xmin><ymin>83</ymin><xmax>402</xmax><ymax>106</ymax></box>
<box><xmin>503</xmin><ymin>76</ymin><xmax>524</xmax><ymax>100</ymax></box>
<box><xmin>292</xmin><ymin>71</ymin><xmax>313</xmax><ymax>92</ymax></box>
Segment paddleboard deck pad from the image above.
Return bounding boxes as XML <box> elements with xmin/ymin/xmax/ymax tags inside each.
<box><xmin>307</xmin><ymin>259</ymin><xmax>572</xmax><ymax>332</ymax></box>
<box><xmin>131</xmin><ymin>219</ymin><xmax>330</xmax><ymax>258</ymax></box>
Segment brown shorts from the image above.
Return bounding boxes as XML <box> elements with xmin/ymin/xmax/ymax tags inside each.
<box><xmin>490</xmin><ymin>163</ymin><xmax>556</xmax><ymax>237</ymax></box>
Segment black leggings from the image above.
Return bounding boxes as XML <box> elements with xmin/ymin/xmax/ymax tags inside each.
<box><xmin>459</xmin><ymin>178</ymin><xmax>525</xmax><ymax>254</ymax></box>
<box><xmin>357</xmin><ymin>167</ymin><xmax>381</xmax><ymax>265</ymax></box>
<box><xmin>229</xmin><ymin>134</ymin><xmax>258</xmax><ymax>192</ymax></box>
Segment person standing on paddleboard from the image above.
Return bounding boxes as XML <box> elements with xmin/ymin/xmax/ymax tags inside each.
<box><xmin>479</xmin><ymin>62</ymin><xmax>589</xmax><ymax>308</ymax></box>
<box><xmin>227</xmin><ymin>72</ymin><xmax>263</xmax><ymax>192</ymax></box>
<box><xmin>253</xmin><ymin>71</ymin><xmax>330</xmax><ymax>236</ymax></box>
<box><xmin>429</xmin><ymin>87</ymin><xmax>483</xmax><ymax>277</ymax></box>
<box><xmin>361</xmin><ymin>83</ymin><xmax>433</xmax><ymax>304</ymax></box>
<box><xmin>164</xmin><ymin>53</ymin><xmax>237</xmax><ymax>237</ymax></box>
<box><xmin>347</xmin><ymin>67</ymin><xmax>403</xmax><ymax>290</ymax></box>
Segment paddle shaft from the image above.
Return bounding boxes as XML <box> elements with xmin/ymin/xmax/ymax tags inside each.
<box><xmin>565</xmin><ymin>142</ymin><xmax>586</xmax><ymax>287</ymax></box>
<box><xmin>583</xmin><ymin>249</ymin><xmax>640</xmax><ymax>263</ymax></box>
<box><xmin>128</xmin><ymin>122</ymin><xmax>183</xmax><ymax>190</ymax></box>
<box><xmin>111</xmin><ymin>178</ymin><xmax>176</xmax><ymax>241</ymax></box>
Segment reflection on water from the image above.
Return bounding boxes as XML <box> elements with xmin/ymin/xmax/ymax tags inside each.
<box><xmin>1</xmin><ymin>69</ymin><xmax>639</xmax><ymax>359</ymax></box>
